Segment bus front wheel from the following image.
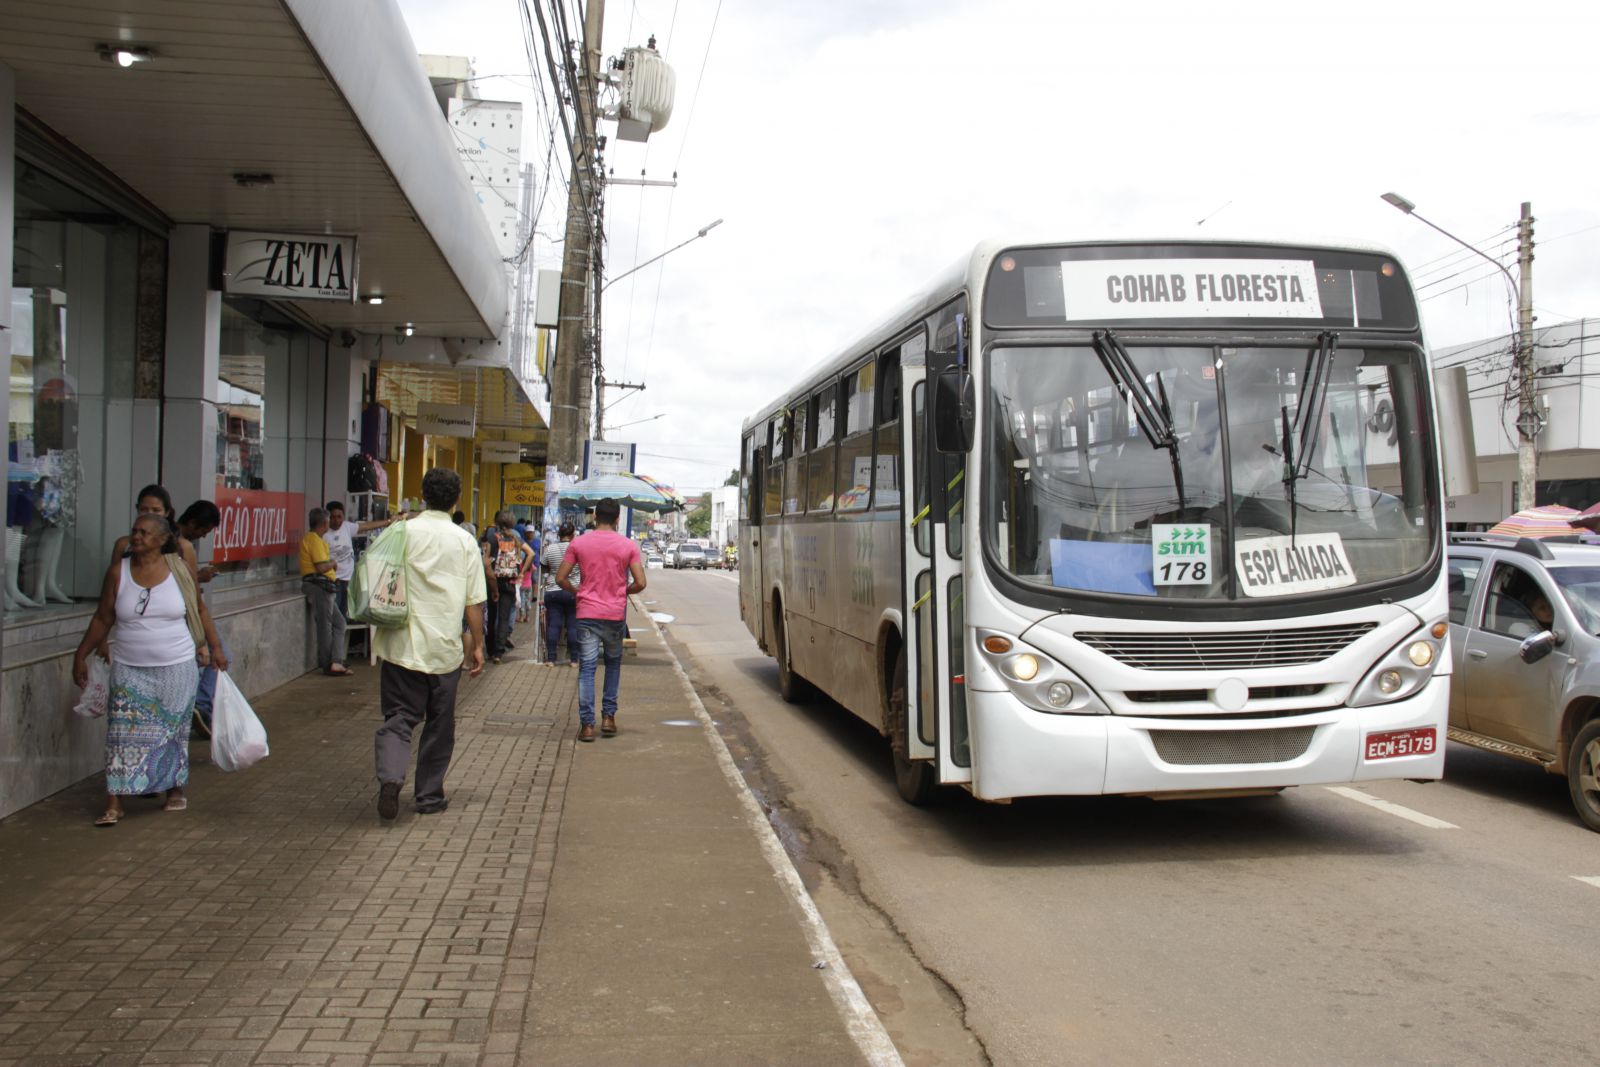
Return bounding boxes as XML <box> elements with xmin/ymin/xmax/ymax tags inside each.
<box><xmin>773</xmin><ymin>602</ymin><xmax>812</xmax><ymax>703</ymax></box>
<box><xmin>890</xmin><ymin>646</ymin><xmax>937</xmax><ymax>805</ymax></box>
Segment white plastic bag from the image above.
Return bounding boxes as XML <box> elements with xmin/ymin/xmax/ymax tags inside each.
<box><xmin>211</xmin><ymin>671</ymin><xmax>269</xmax><ymax>772</ymax></box>
<box><xmin>73</xmin><ymin>655</ymin><xmax>111</xmax><ymax>718</ymax></box>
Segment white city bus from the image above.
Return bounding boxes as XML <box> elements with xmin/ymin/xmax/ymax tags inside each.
<box><xmin>739</xmin><ymin>239</ymin><xmax>1452</xmax><ymax>804</ymax></box>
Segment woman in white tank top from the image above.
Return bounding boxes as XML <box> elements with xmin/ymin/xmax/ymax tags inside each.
<box><xmin>72</xmin><ymin>514</ymin><xmax>227</xmax><ymax>826</ymax></box>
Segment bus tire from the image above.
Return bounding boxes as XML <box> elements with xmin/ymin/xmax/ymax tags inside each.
<box><xmin>773</xmin><ymin>601</ymin><xmax>812</xmax><ymax>704</ymax></box>
<box><xmin>890</xmin><ymin>645</ymin><xmax>937</xmax><ymax>805</ymax></box>
<box><xmin>1566</xmin><ymin>718</ymin><xmax>1600</xmax><ymax>833</ymax></box>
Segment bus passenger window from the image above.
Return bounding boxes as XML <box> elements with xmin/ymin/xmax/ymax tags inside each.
<box><xmin>764</xmin><ymin>418</ymin><xmax>783</xmax><ymax>518</ymax></box>
<box><xmin>808</xmin><ymin>383</ymin><xmax>838</xmax><ymax>512</ymax></box>
<box><xmin>837</xmin><ymin>361</ymin><xmax>875</xmax><ymax>512</ymax></box>
<box><xmin>784</xmin><ymin>400</ymin><xmax>807</xmax><ymax>515</ymax></box>
<box><xmin>875</xmin><ymin>352</ymin><xmax>902</xmax><ymax>510</ymax></box>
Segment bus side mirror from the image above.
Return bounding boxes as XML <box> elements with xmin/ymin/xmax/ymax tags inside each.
<box><xmin>934</xmin><ymin>367</ymin><xmax>975</xmax><ymax>454</ymax></box>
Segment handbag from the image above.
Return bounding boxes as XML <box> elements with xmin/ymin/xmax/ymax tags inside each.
<box><xmin>349</xmin><ymin>519</ymin><xmax>410</xmax><ymax>627</ymax></box>
<box><xmin>211</xmin><ymin>672</ymin><xmax>269</xmax><ymax>772</ymax></box>
<box><xmin>164</xmin><ymin>553</ymin><xmax>206</xmax><ymax>650</ymax></box>
<box><xmin>73</xmin><ymin>654</ymin><xmax>111</xmax><ymax>718</ymax></box>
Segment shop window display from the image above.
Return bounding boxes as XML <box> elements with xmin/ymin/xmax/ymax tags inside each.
<box><xmin>9</xmin><ymin>160</ymin><xmax>161</xmax><ymax>618</ymax></box>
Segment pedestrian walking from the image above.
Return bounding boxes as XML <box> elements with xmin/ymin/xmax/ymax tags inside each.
<box><xmin>373</xmin><ymin>468</ymin><xmax>487</xmax><ymax>819</ymax></box>
<box><xmin>516</xmin><ymin>528</ymin><xmax>537</xmax><ymax>624</ymax></box>
<box><xmin>72</xmin><ymin>513</ymin><xmax>226</xmax><ymax>826</ymax></box>
<box><xmin>300</xmin><ymin>507</ymin><xmax>350</xmax><ymax>677</ymax></box>
<box><xmin>555</xmin><ymin>498</ymin><xmax>646</xmax><ymax>741</ymax></box>
<box><xmin>541</xmin><ymin>522</ymin><xmax>580</xmax><ymax>665</ymax></box>
<box><xmin>482</xmin><ymin>509</ymin><xmax>534</xmax><ymax>663</ymax></box>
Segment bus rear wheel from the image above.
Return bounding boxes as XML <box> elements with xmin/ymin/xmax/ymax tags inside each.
<box><xmin>773</xmin><ymin>602</ymin><xmax>812</xmax><ymax>704</ymax></box>
<box><xmin>890</xmin><ymin>646</ymin><xmax>937</xmax><ymax>805</ymax></box>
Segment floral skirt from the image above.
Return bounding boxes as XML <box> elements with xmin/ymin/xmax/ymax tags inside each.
<box><xmin>104</xmin><ymin>661</ymin><xmax>199</xmax><ymax>796</ymax></box>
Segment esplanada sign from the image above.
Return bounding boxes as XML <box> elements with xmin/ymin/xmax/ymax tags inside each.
<box><xmin>223</xmin><ymin>230</ymin><xmax>359</xmax><ymax>302</ymax></box>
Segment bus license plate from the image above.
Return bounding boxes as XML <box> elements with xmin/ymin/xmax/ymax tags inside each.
<box><xmin>1365</xmin><ymin>728</ymin><xmax>1436</xmax><ymax>761</ymax></box>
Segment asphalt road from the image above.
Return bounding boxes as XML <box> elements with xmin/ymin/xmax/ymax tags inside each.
<box><xmin>641</xmin><ymin>568</ymin><xmax>1598</xmax><ymax>1067</ymax></box>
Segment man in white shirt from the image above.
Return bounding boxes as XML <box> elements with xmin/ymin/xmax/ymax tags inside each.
<box><xmin>324</xmin><ymin>499</ymin><xmax>402</xmax><ymax>618</ymax></box>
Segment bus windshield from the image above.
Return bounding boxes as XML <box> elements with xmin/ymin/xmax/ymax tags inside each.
<box><xmin>986</xmin><ymin>340</ymin><xmax>1435</xmax><ymax>602</ymax></box>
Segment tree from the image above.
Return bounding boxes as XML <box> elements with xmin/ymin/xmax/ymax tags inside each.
<box><xmin>723</xmin><ymin>468</ymin><xmax>739</xmax><ymax>486</ymax></box>
<box><xmin>687</xmin><ymin>490</ymin><xmax>712</xmax><ymax>538</ymax></box>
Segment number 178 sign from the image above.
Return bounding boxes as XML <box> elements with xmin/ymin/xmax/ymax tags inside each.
<box><xmin>1153</xmin><ymin>524</ymin><xmax>1211</xmax><ymax>585</ymax></box>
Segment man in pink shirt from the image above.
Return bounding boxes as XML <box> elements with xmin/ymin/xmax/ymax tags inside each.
<box><xmin>556</xmin><ymin>497</ymin><xmax>647</xmax><ymax>742</ymax></box>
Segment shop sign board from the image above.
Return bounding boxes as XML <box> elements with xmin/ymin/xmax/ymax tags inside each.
<box><xmin>481</xmin><ymin>440</ymin><xmax>523</xmax><ymax>463</ymax></box>
<box><xmin>416</xmin><ymin>402</ymin><xmax>476</xmax><ymax>437</ymax></box>
<box><xmin>213</xmin><ymin>485</ymin><xmax>306</xmax><ymax>562</ymax></box>
<box><xmin>583</xmin><ymin>439</ymin><xmax>634</xmax><ymax>478</ymax></box>
<box><xmin>503</xmin><ymin>480</ymin><xmax>545</xmax><ymax>507</ymax></box>
<box><xmin>223</xmin><ymin>230</ymin><xmax>358</xmax><ymax>302</ymax></box>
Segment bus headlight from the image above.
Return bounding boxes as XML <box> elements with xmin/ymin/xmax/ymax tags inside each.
<box><xmin>1349</xmin><ymin>621</ymin><xmax>1446</xmax><ymax>708</ymax></box>
<box><xmin>976</xmin><ymin>630</ymin><xmax>1110</xmax><ymax>715</ymax></box>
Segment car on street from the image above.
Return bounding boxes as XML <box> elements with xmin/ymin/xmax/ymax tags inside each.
<box><xmin>676</xmin><ymin>544</ymin><xmax>708</xmax><ymax>570</ymax></box>
<box><xmin>1445</xmin><ymin>534</ymin><xmax>1600</xmax><ymax>830</ymax></box>
<box><xmin>644</xmin><ymin>551</ymin><xmax>665</xmax><ymax>570</ymax></box>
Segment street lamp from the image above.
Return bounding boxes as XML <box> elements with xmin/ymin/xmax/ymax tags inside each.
<box><xmin>608</xmin><ymin>412</ymin><xmax>667</xmax><ymax>432</ymax></box>
<box><xmin>602</xmin><ymin>219</ymin><xmax>723</xmax><ymax>292</ymax></box>
<box><xmin>1381</xmin><ymin>192</ymin><xmax>1539</xmax><ymax>508</ymax></box>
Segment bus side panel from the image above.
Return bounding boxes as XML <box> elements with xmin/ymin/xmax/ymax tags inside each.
<box><xmin>787</xmin><ymin>516</ymin><xmax>837</xmax><ymax>686</ymax></box>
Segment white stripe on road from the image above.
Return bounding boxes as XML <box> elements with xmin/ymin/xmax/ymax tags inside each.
<box><xmin>636</xmin><ymin>600</ymin><xmax>905</xmax><ymax>1067</ymax></box>
<box><xmin>1571</xmin><ymin>876</ymin><xmax>1600</xmax><ymax>889</ymax></box>
<box><xmin>1324</xmin><ymin>786</ymin><xmax>1459</xmax><ymax>829</ymax></box>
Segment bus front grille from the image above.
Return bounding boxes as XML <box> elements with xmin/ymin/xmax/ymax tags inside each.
<box><xmin>1148</xmin><ymin>726</ymin><xmax>1317</xmax><ymax>765</ymax></box>
<box><xmin>1077</xmin><ymin>624</ymin><xmax>1376</xmax><ymax>670</ymax></box>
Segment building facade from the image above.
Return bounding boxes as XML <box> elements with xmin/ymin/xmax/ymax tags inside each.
<box><xmin>0</xmin><ymin>1</ymin><xmax>545</xmax><ymax>817</ymax></box>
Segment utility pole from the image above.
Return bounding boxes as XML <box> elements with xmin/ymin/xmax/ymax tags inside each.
<box><xmin>1513</xmin><ymin>202</ymin><xmax>1538</xmax><ymax>509</ymax></box>
<box><xmin>547</xmin><ymin>0</ymin><xmax>607</xmax><ymax>474</ymax></box>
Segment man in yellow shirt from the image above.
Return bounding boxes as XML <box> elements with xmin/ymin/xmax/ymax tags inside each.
<box><xmin>373</xmin><ymin>468</ymin><xmax>487</xmax><ymax>819</ymax></box>
<box><xmin>300</xmin><ymin>507</ymin><xmax>349</xmax><ymax>677</ymax></box>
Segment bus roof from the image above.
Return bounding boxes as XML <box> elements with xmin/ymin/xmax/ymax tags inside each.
<box><xmin>740</xmin><ymin>234</ymin><xmax>1413</xmax><ymax>434</ymax></box>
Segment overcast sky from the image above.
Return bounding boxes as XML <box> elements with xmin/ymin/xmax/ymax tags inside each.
<box><xmin>396</xmin><ymin>0</ymin><xmax>1600</xmax><ymax>496</ymax></box>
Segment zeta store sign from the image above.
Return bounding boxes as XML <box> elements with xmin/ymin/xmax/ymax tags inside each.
<box><xmin>223</xmin><ymin>230</ymin><xmax>358</xmax><ymax>302</ymax></box>
<box><xmin>416</xmin><ymin>402</ymin><xmax>477</xmax><ymax>438</ymax></box>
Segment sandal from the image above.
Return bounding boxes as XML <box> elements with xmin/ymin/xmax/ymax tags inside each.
<box><xmin>325</xmin><ymin>665</ymin><xmax>353</xmax><ymax>677</ymax></box>
<box><xmin>94</xmin><ymin>810</ymin><xmax>121</xmax><ymax>826</ymax></box>
<box><xmin>163</xmin><ymin>795</ymin><xmax>188</xmax><ymax>812</ymax></box>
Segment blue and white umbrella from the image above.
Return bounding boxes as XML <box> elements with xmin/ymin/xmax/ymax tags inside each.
<box><xmin>557</xmin><ymin>471</ymin><xmax>684</xmax><ymax>513</ymax></box>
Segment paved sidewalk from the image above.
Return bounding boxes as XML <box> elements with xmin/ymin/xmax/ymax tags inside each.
<box><xmin>0</xmin><ymin>608</ymin><xmax>868</xmax><ymax>1066</ymax></box>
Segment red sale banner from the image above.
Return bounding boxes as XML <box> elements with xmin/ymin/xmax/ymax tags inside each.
<box><xmin>213</xmin><ymin>485</ymin><xmax>306</xmax><ymax>562</ymax></box>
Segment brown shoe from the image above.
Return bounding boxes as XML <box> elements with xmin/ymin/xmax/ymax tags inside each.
<box><xmin>578</xmin><ymin>723</ymin><xmax>596</xmax><ymax>743</ymax></box>
<box><xmin>600</xmin><ymin>715</ymin><xmax>618</xmax><ymax>737</ymax></box>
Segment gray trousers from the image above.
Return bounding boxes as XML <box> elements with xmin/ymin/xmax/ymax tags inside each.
<box><xmin>374</xmin><ymin>660</ymin><xmax>460</xmax><ymax>808</ymax></box>
<box><xmin>304</xmin><ymin>580</ymin><xmax>347</xmax><ymax>670</ymax></box>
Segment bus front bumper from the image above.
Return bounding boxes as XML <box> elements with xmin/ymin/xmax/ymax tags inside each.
<box><xmin>964</xmin><ymin>675</ymin><xmax>1448</xmax><ymax>801</ymax></box>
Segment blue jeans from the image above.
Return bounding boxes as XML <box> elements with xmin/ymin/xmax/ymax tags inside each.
<box><xmin>544</xmin><ymin>588</ymin><xmax>577</xmax><ymax>661</ymax></box>
<box><xmin>576</xmin><ymin>619</ymin><xmax>626</xmax><ymax>726</ymax></box>
<box><xmin>194</xmin><ymin>635</ymin><xmax>231</xmax><ymax>728</ymax></box>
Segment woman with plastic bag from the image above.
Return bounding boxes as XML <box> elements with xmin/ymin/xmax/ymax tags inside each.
<box><xmin>71</xmin><ymin>513</ymin><xmax>226</xmax><ymax>826</ymax></box>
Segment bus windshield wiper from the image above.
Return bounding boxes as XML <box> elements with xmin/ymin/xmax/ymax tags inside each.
<box><xmin>1271</xmin><ymin>331</ymin><xmax>1339</xmax><ymax>539</ymax></box>
<box><xmin>1091</xmin><ymin>331</ymin><xmax>1186</xmax><ymax>513</ymax></box>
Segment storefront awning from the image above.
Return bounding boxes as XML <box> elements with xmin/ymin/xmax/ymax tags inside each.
<box><xmin>0</xmin><ymin>0</ymin><xmax>507</xmax><ymax>339</ymax></box>
<box><xmin>377</xmin><ymin>363</ymin><xmax>548</xmax><ymax>449</ymax></box>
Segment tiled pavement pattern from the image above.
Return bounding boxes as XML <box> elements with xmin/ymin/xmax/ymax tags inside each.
<box><xmin>0</xmin><ymin>651</ymin><xmax>577</xmax><ymax>1067</ymax></box>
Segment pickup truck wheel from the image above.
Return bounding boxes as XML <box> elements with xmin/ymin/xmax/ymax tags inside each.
<box><xmin>1566</xmin><ymin>719</ymin><xmax>1600</xmax><ymax>832</ymax></box>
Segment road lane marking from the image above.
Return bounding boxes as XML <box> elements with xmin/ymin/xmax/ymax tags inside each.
<box><xmin>636</xmin><ymin>600</ymin><xmax>906</xmax><ymax>1067</ymax></box>
<box><xmin>1572</xmin><ymin>876</ymin><xmax>1600</xmax><ymax>889</ymax></box>
<box><xmin>1324</xmin><ymin>786</ymin><xmax>1459</xmax><ymax>829</ymax></box>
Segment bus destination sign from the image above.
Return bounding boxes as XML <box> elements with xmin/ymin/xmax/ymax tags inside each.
<box><xmin>1061</xmin><ymin>258</ymin><xmax>1325</xmax><ymax>320</ymax></box>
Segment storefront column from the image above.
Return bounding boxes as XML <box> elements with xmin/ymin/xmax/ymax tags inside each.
<box><xmin>323</xmin><ymin>342</ymin><xmax>363</xmax><ymax>508</ymax></box>
<box><xmin>160</xmin><ymin>224</ymin><xmax>220</xmax><ymax>523</ymax></box>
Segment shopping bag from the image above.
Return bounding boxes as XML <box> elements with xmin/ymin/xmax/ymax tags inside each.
<box><xmin>73</xmin><ymin>655</ymin><xmax>111</xmax><ymax>718</ymax></box>
<box><xmin>211</xmin><ymin>671</ymin><xmax>270</xmax><ymax>772</ymax></box>
<box><xmin>349</xmin><ymin>520</ymin><xmax>410</xmax><ymax>627</ymax></box>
